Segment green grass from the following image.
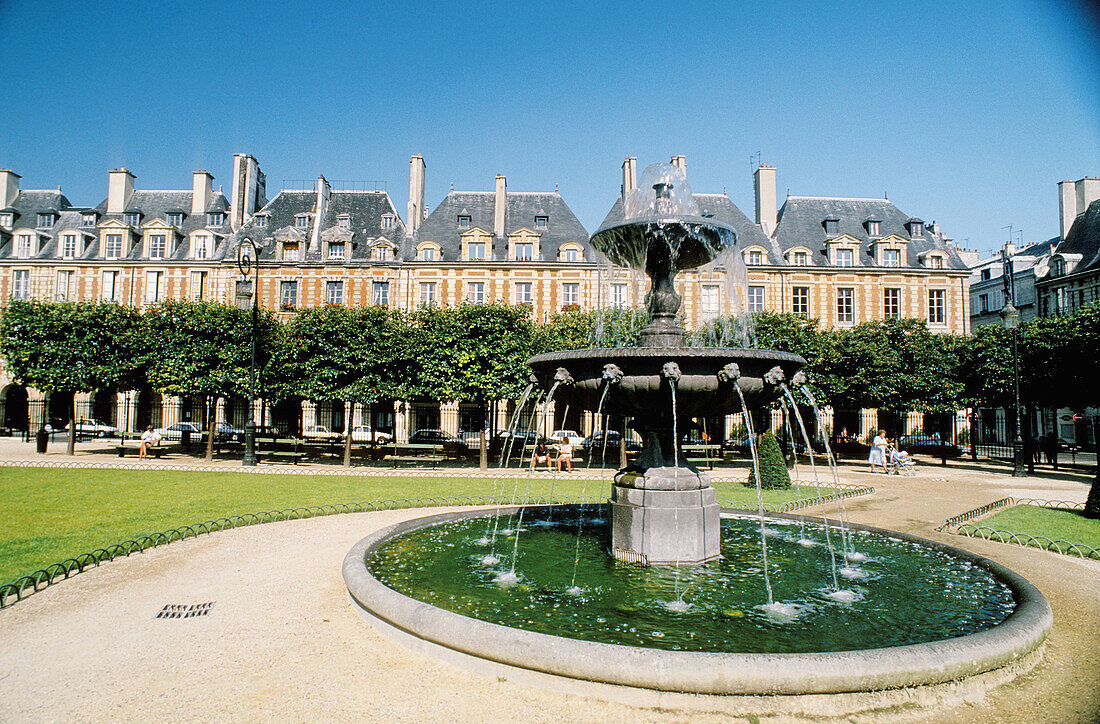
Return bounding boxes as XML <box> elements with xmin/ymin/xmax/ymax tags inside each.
<box><xmin>0</xmin><ymin>467</ymin><xmax>840</xmax><ymax>583</ymax></box>
<box><xmin>978</xmin><ymin>504</ymin><xmax>1100</xmax><ymax>552</ymax></box>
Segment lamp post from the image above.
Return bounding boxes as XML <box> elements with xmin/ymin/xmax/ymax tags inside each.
<box><xmin>236</xmin><ymin>237</ymin><xmax>259</xmax><ymax>467</ymax></box>
<box><xmin>999</xmin><ymin>301</ymin><xmax>1026</xmax><ymax>477</ymax></box>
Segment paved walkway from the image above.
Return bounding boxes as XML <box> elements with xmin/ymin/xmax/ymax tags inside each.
<box><xmin>0</xmin><ymin>447</ymin><xmax>1097</xmax><ymax>722</ymax></box>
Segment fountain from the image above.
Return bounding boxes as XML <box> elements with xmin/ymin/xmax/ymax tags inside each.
<box><xmin>343</xmin><ymin>163</ymin><xmax>1051</xmax><ymax>707</ymax></box>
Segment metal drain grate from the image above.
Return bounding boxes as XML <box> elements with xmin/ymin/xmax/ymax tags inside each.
<box><xmin>156</xmin><ymin>602</ymin><xmax>215</xmax><ymax>619</ymax></box>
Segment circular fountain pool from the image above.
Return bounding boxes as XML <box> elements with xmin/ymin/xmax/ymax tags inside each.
<box><xmin>343</xmin><ymin>505</ymin><xmax>1052</xmax><ymax>695</ymax></box>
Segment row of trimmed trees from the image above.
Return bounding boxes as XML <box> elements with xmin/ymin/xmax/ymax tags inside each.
<box><xmin>2</xmin><ymin>298</ymin><xmax>1098</xmax><ymax>452</ymax></box>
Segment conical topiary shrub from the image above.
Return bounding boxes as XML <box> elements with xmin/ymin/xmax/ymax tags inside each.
<box><xmin>745</xmin><ymin>430</ymin><xmax>792</xmax><ymax>490</ymax></box>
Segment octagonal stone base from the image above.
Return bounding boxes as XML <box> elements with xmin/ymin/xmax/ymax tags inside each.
<box><xmin>609</xmin><ymin>482</ymin><xmax>721</xmax><ymax>564</ymax></box>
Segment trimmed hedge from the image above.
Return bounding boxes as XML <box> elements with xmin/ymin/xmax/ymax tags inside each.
<box><xmin>746</xmin><ymin>431</ymin><xmax>792</xmax><ymax>490</ymax></box>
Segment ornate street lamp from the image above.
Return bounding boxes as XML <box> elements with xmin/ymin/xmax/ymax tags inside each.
<box><xmin>236</xmin><ymin>237</ymin><xmax>260</xmax><ymax>467</ymax></box>
<box><xmin>999</xmin><ymin>301</ymin><xmax>1026</xmax><ymax>477</ymax></box>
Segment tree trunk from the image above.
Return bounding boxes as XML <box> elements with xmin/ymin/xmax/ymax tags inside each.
<box><xmin>343</xmin><ymin>400</ymin><xmax>354</xmax><ymax>468</ymax></box>
<box><xmin>205</xmin><ymin>395</ymin><xmax>215</xmax><ymax>462</ymax></box>
<box><xmin>1084</xmin><ymin>478</ymin><xmax>1100</xmax><ymax>519</ymax></box>
<box><xmin>479</xmin><ymin>400</ymin><xmax>488</xmax><ymax>470</ymax></box>
<box><xmin>66</xmin><ymin>392</ymin><xmax>76</xmax><ymax>456</ymax></box>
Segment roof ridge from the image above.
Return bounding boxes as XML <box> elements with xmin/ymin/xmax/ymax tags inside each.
<box><xmin>787</xmin><ymin>195</ymin><xmax>891</xmax><ymax>202</ymax></box>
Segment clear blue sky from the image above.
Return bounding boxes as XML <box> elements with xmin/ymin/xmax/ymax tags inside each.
<box><xmin>1</xmin><ymin>0</ymin><xmax>1097</xmax><ymax>257</ymax></box>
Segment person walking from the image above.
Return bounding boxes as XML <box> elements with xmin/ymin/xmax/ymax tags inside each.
<box><xmin>868</xmin><ymin>429</ymin><xmax>888</xmax><ymax>473</ymax></box>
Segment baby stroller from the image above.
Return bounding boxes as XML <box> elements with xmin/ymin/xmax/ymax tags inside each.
<box><xmin>887</xmin><ymin>445</ymin><xmax>916</xmax><ymax>476</ymax></box>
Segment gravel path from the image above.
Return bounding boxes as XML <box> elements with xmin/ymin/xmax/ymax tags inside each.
<box><xmin>0</xmin><ymin>458</ymin><xmax>1097</xmax><ymax>722</ymax></box>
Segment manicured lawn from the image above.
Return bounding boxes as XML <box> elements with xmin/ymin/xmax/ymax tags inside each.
<box><xmin>0</xmin><ymin>467</ymin><xmax>838</xmax><ymax>583</ymax></box>
<box><xmin>978</xmin><ymin>504</ymin><xmax>1100</xmax><ymax>552</ymax></box>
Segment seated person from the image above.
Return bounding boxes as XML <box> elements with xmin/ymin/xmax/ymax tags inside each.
<box><xmin>530</xmin><ymin>440</ymin><xmax>552</xmax><ymax>471</ymax></box>
<box><xmin>888</xmin><ymin>444</ymin><xmax>913</xmax><ymax>466</ymax></box>
<box><xmin>138</xmin><ymin>425</ymin><xmax>162</xmax><ymax>459</ymax></box>
<box><xmin>556</xmin><ymin>437</ymin><xmax>573</xmax><ymax>472</ymax></box>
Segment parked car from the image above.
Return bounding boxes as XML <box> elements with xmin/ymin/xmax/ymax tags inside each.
<box><xmin>67</xmin><ymin>418</ymin><xmax>118</xmax><ymax>439</ymax></box>
<box><xmin>550</xmin><ymin>429</ymin><xmax>585</xmax><ymax>447</ymax></box>
<box><xmin>154</xmin><ymin>421</ymin><xmax>202</xmax><ymax>441</ymax></box>
<box><xmin>409</xmin><ymin>429</ymin><xmax>469</xmax><ymax>454</ymax></box>
<box><xmin>582</xmin><ymin>431</ymin><xmax>642</xmax><ymax>461</ymax></box>
<box><xmin>213</xmin><ymin>422</ymin><xmax>245</xmax><ymax>443</ymax></box>
<box><xmin>897</xmin><ymin>435</ymin><xmax>962</xmax><ymax>458</ymax></box>
<box><xmin>722</xmin><ymin>435</ymin><xmax>818</xmax><ymax>456</ymax></box>
<box><xmin>490</xmin><ymin>431</ymin><xmax>555</xmax><ymax>458</ymax></box>
<box><xmin>303</xmin><ymin>425</ymin><xmax>342</xmax><ymax>443</ymax></box>
<box><xmin>348</xmin><ymin>425</ymin><xmax>391</xmax><ymax>444</ymax></box>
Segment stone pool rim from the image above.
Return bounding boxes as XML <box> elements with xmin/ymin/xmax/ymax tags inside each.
<box><xmin>342</xmin><ymin>505</ymin><xmax>1052</xmax><ymax>695</ymax></box>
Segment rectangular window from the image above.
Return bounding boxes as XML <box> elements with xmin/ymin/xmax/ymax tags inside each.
<box><xmin>167</xmin><ymin>212</ymin><xmax>184</xmax><ymax>226</ymax></box>
<box><xmin>372</xmin><ymin>281</ymin><xmax>389</xmax><ymax>307</ymax></box>
<box><xmin>793</xmin><ymin>251</ymin><xmax>808</xmax><ymax>266</ymax></box>
<box><xmin>884</xmin><ymin>288</ymin><xmax>900</xmax><ymax>318</ymax></box>
<box><xmin>61</xmin><ymin>235</ymin><xmax>78</xmax><ymax>258</ymax></box>
<box><xmin>928</xmin><ymin>289</ymin><xmax>945</xmax><ymax>324</ymax></box>
<box><xmin>372</xmin><ymin>245</ymin><xmax>392</xmax><ymax>262</ymax></box>
<box><xmin>0</xmin><ymin>212</ymin><xmax>12</xmax><ymax>227</ymax></box>
<box><xmin>283</xmin><ymin>242</ymin><xmax>299</xmax><ymax>262</ymax></box>
<box><xmin>419</xmin><ymin>282</ymin><xmax>437</xmax><ymax>306</ymax></box>
<box><xmin>883</xmin><ymin>249</ymin><xmax>899</xmax><ymax>267</ymax></box>
<box><xmin>835</xmin><ymin>248</ymin><xmax>853</xmax><ymax>266</ymax></box>
<box><xmin>824</xmin><ymin>219</ymin><xmax>839</xmax><ymax>234</ymax></box>
<box><xmin>564</xmin><ymin>248</ymin><xmax>578</xmax><ymax>262</ymax></box>
<box><xmin>562</xmin><ymin>282</ymin><xmax>579</xmax><ymax>306</ymax></box>
<box><xmin>931</xmin><ymin>256</ymin><xmax>944</xmax><ymax>269</ymax></box>
<box><xmin>16</xmin><ymin>235</ymin><xmax>33</xmax><ymax>258</ymax></box>
<box><xmin>37</xmin><ymin>213</ymin><xmax>54</xmax><ymax>228</ymax></box>
<box><xmin>124</xmin><ymin>212</ymin><xmax>140</xmax><ymax>227</ymax></box>
<box><xmin>747</xmin><ymin>250</ymin><xmax>764</xmax><ymax>265</ymax></box>
<box><xmin>255</xmin><ymin>215</ymin><xmax>267</xmax><ymax>228</ymax></box>
<box><xmin>701</xmin><ymin>284</ymin><xmax>720</xmax><ymax>320</ymax></box>
<box><xmin>149</xmin><ymin>234</ymin><xmax>167</xmax><ymax>259</ymax></box>
<box><xmin>12</xmin><ymin>270</ymin><xmax>29</xmax><ymax>300</ymax></box>
<box><xmin>81</xmin><ymin>213</ymin><xmax>96</xmax><ymax>227</ymax></box>
<box><xmin>56</xmin><ymin>270</ymin><xmax>73</xmax><ymax>300</ymax></box>
<box><xmin>792</xmin><ymin>287</ymin><xmax>809</xmax><ymax>317</ymax></box>
<box><xmin>192</xmin><ymin>235</ymin><xmax>209</xmax><ymax>260</ymax></box>
<box><xmin>280</xmin><ymin>280</ymin><xmax>298</xmax><ymax>309</ymax></box>
<box><xmin>610</xmin><ymin>283</ymin><xmax>626</xmax><ymax>307</ymax></box>
<box><xmin>980</xmin><ymin>268</ymin><xmax>991</xmax><ymax>281</ymax></box>
<box><xmin>748</xmin><ymin>285</ymin><xmax>765</xmax><ymax>312</ymax></box>
<box><xmin>326</xmin><ymin>280</ymin><xmax>344</xmax><ymax>306</ymax></box>
<box><xmin>295</xmin><ymin>215</ymin><xmax>310</xmax><ymax>228</ymax></box>
<box><xmin>979</xmin><ymin>293</ymin><xmax>988</xmax><ymax>313</ymax></box>
<box><xmin>420</xmin><ymin>247</ymin><xmax>436</xmax><ymax>261</ymax></box>
<box><xmin>104</xmin><ymin>234</ymin><xmax>123</xmax><ymax>258</ymax></box>
<box><xmin>190</xmin><ymin>271</ymin><xmax>206</xmax><ymax>301</ymax></box>
<box><xmin>207</xmin><ymin>212</ymin><xmax>224</xmax><ymax>226</ymax></box>
<box><xmin>328</xmin><ymin>242</ymin><xmax>345</xmax><ymax>260</ymax></box>
<box><xmin>101</xmin><ymin>271</ymin><xmax>118</xmax><ymax>301</ymax></box>
<box><xmin>467</xmin><ymin>242</ymin><xmax>485</xmax><ymax>261</ymax></box>
<box><xmin>837</xmin><ymin>288</ymin><xmax>854</xmax><ymax>323</ymax></box>
<box><xmin>381</xmin><ymin>215</ymin><xmax>395</xmax><ymax>230</ymax></box>
<box><xmin>337</xmin><ymin>216</ymin><xmax>350</xmax><ymax>229</ymax></box>
<box><xmin>515</xmin><ymin>242</ymin><xmax>533</xmax><ymax>261</ymax></box>
<box><xmin>144</xmin><ymin>271</ymin><xmax>163</xmax><ymax>304</ymax></box>
<box><xmin>514</xmin><ymin>282</ymin><xmax>532</xmax><ymax>304</ymax></box>
<box><xmin>867</xmin><ymin>220</ymin><xmax>881</xmax><ymax>236</ymax></box>
<box><xmin>535</xmin><ymin>216</ymin><xmax>548</xmax><ymax>228</ymax></box>
<box><xmin>458</xmin><ymin>215</ymin><xmax>471</xmax><ymax>228</ymax></box>
<box><xmin>467</xmin><ymin>281</ymin><xmax>485</xmax><ymax>303</ymax></box>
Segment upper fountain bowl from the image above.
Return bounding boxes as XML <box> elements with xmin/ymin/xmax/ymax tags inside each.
<box><xmin>592</xmin><ymin>162</ymin><xmax>738</xmax><ymax>272</ymax></box>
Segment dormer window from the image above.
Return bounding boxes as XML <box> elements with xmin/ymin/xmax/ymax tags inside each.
<box><xmin>61</xmin><ymin>234</ymin><xmax>79</xmax><ymax>258</ymax></box>
<box><xmin>467</xmin><ymin>241</ymin><xmax>486</xmax><ymax>261</ymax></box>
<box><xmin>81</xmin><ymin>212</ymin><xmax>96</xmax><ymax>227</ymax></box>
<box><xmin>328</xmin><ymin>242</ymin><xmax>345</xmax><ymax>260</ymax></box>
<box><xmin>906</xmin><ymin>218</ymin><xmax>924</xmax><ymax>237</ymax></box>
<box><xmin>882</xmin><ymin>249</ymin><xmax>900</xmax><ymax>267</ymax></box>
<box><xmin>535</xmin><ymin>215</ymin><xmax>548</xmax><ymax>228</ymax></box>
<box><xmin>124</xmin><ymin>212</ymin><xmax>141</xmax><ymax>227</ymax></box>
<box><xmin>372</xmin><ymin>244</ymin><xmax>392</xmax><ymax>262</ymax></box>
<box><xmin>0</xmin><ymin>212</ymin><xmax>13</xmax><ymax>228</ymax></box>
<box><xmin>192</xmin><ymin>234</ymin><xmax>211</xmax><ymax>260</ymax></box>
<box><xmin>381</xmin><ymin>214</ymin><xmax>395</xmax><ymax>230</ymax></box>
<box><xmin>207</xmin><ymin>212</ymin><xmax>224</xmax><ymax>227</ymax></box>
<box><xmin>749</xmin><ymin>250</ymin><xmax>764</xmax><ymax>265</ymax></box>
<box><xmin>283</xmin><ymin>242</ymin><xmax>300</xmax><ymax>262</ymax></box>
<box><xmin>458</xmin><ymin>215</ymin><xmax>471</xmax><ymax>228</ymax></box>
<box><xmin>515</xmin><ymin>242</ymin><xmax>533</xmax><ymax>261</ymax></box>
<box><xmin>37</xmin><ymin>212</ymin><xmax>56</xmax><ymax>228</ymax></box>
<box><xmin>930</xmin><ymin>256</ymin><xmax>943</xmax><ymax>269</ymax></box>
<box><xmin>421</xmin><ymin>247</ymin><xmax>437</xmax><ymax>261</ymax></box>
<box><xmin>564</xmin><ymin>248</ymin><xmax>578</xmax><ymax>262</ymax></box>
<box><xmin>336</xmin><ymin>215</ymin><xmax>351</xmax><ymax>229</ymax></box>
<box><xmin>866</xmin><ymin>219</ymin><xmax>881</xmax><ymax>236</ymax></box>
<box><xmin>255</xmin><ymin>215</ymin><xmax>267</xmax><ymax>228</ymax></box>
<box><xmin>823</xmin><ymin>217</ymin><xmax>839</xmax><ymax>235</ymax></box>
<box><xmin>295</xmin><ymin>214</ymin><xmax>311</xmax><ymax>228</ymax></box>
<box><xmin>793</xmin><ymin>251</ymin><xmax>808</xmax><ymax>266</ymax></box>
<box><xmin>980</xmin><ymin>268</ymin><xmax>991</xmax><ymax>280</ymax></box>
<box><xmin>149</xmin><ymin>234</ymin><xmax>167</xmax><ymax>259</ymax></box>
<box><xmin>167</xmin><ymin>212</ymin><xmax>184</xmax><ymax>226</ymax></box>
<box><xmin>835</xmin><ymin>248</ymin><xmax>853</xmax><ymax>266</ymax></box>
<box><xmin>16</xmin><ymin>234</ymin><xmax>34</xmax><ymax>258</ymax></box>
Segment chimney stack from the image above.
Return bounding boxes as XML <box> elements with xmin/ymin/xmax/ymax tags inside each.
<box><xmin>192</xmin><ymin>170</ymin><xmax>214</xmax><ymax>214</ymax></box>
<box><xmin>670</xmin><ymin>155</ymin><xmax>687</xmax><ymax>173</ymax></box>
<box><xmin>107</xmin><ymin>168</ymin><xmax>135</xmax><ymax>214</ymax></box>
<box><xmin>407</xmin><ymin>154</ymin><xmax>426</xmax><ymax>232</ymax></box>
<box><xmin>231</xmin><ymin>154</ymin><xmax>266</xmax><ymax>231</ymax></box>
<box><xmin>0</xmin><ymin>169</ymin><xmax>20</xmax><ymax>208</ymax></box>
<box><xmin>621</xmin><ymin>157</ymin><xmax>636</xmax><ymax>200</ymax></box>
<box><xmin>754</xmin><ymin>164</ymin><xmax>777</xmax><ymax>236</ymax></box>
<box><xmin>494</xmin><ymin>175</ymin><xmax>506</xmax><ymax>238</ymax></box>
<box><xmin>310</xmin><ymin>175</ymin><xmax>330</xmax><ymax>252</ymax></box>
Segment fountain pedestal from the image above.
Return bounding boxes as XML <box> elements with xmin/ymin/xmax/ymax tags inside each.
<box><xmin>609</xmin><ymin>480</ymin><xmax>721</xmax><ymax>564</ymax></box>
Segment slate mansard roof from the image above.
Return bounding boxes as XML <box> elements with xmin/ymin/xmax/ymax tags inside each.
<box><xmin>1054</xmin><ymin>199</ymin><xmax>1100</xmax><ymax>275</ymax></box>
<box><xmin>596</xmin><ymin>193</ymin><xmax>778</xmax><ymax>263</ymax></box>
<box><xmin>412</xmin><ymin>190</ymin><xmax>590</xmax><ymax>262</ymax></box>
<box><xmin>232</xmin><ymin>188</ymin><xmax>406</xmax><ymax>262</ymax></box>
<box><xmin>0</xmin><ymin>189</ymin><xmax>86</xmax><ymax>260</ymax></box>
<box><xmin>90</xmin><ymin>190</ymin><xmax>232</xmax><ymax>261</ymax></box>
<box><xmin>773</xmin><ymin>197</ymin><xmax>968</xmax><ymax>270</ymax></box>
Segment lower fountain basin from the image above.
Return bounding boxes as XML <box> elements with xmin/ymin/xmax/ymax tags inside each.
<box><xmin>343</xmin><ymin>506</ymin><xmax>1051</xmax><ymax>696</ymax></box>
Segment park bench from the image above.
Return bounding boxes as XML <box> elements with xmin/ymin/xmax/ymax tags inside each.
<box><xmin>260</xmin><ymin>450</ymin><xmax>307</xmax><ymax>465</ymax></box>
<box><xmin>682</xmin><ymin>444</ymin><xmax>722</xmax><ymax>470</ymax></box>
<box><xmin>386</xmin><ymin>443</ymin><xmax>445</xmax><ymax>469</ymax></box>
<box><xmin>114</xmin><ymin>443</ymin><xmax>184</xmax><ymax>459</ymax></box>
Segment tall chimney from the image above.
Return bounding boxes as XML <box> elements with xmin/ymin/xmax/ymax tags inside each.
<box><xmin>494</xmin><ymin>175</ymin><xmax>506</xmax><ymax>238</ymax></box>
<box><xmin>231</xmin><ymin>154</ymin><xmax>265</xmax><ymax>231</ymax></box>
<box><xmin>1076</xmin><ymin>177</ymin><xmax>1100</xmax><ymax>225</ymax></box>
<box><xmin>192</xmin><ymin>170</ymin><xmax>214</xmax><ymax>214</ymax></box>
<box><xmin>0</xmin><ymin>169</ymin><xmax>20</xmax><ymax>208</ymax></box>
<box><xmin>1059</xmin><ymin>180</ymin><xmax>1076</xmax><ymax>239</ymax></box>
<box><xmin>670</xmin><ymin>155</ymin><xmax>687</xmax><ymax>173</ymax></box>
<box><xmin>107</xmin><ymin>168</ymin><xmax>135</xmax><ymax>214</ymax></box>
<box><xmin>621</xmin><ymin>157</ymin><xmax>636</xmax><ymax>200</ymax></box>
<box><xmin>310</xmin><ymin>175</ymin><xmax>330</xmax><ymax>252</ymax></box>
<box><xmin>754</xmin><ymin>164</ymin><xmax>777</xmax><ymax>236</ymax></box>
<box><xmin>407</xmin><ymin>154</ymin><xmax>426</xmax><ymax>232</ymax></box>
